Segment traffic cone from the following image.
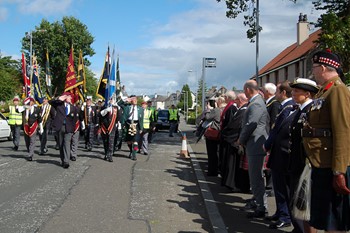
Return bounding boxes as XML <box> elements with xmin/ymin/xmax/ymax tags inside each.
<box><xmin>179</xmin><ymin>133</ymin><xmax>190</xmax><ymax>158</ymax></box>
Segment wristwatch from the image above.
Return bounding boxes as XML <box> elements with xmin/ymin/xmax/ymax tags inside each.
<box><xmin>333</xmin><ymin>171</ymin><xmax>343</xmax><ymax>175</ymax></box>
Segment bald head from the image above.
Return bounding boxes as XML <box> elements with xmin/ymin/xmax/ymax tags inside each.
<box><xmin>236</xmin><ymin>93</ymin><xmax>248</xmax><ymax>107</ymax></box>
<box><xmin>244</xmin><ymin>80</ymin><xmax>259</xmax><ymax>100</ymax></box>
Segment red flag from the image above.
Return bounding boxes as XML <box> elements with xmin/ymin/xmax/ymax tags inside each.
<box><xmin>64</xmin><ymin>47</ymin><xmax>79</xmax><ymax>103</ymax></box>
<box><xmin>22</xmin><ymin>53</ymin><xmax>30</xmax><ymax>98</ymax></box>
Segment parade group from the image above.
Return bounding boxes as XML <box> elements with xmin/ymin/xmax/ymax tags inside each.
<box><xmin>5</xmin><ymin>49</ymin><xmax>350</xmax><ymax>233</ymax></box>
<box><xmin>7</xmin><ymin>92</ymin><xmax>167</xmax><ymax>167</ymax></box>
<box><xmin>198</xmin><ymin>49</ymin><xmax>350</xmax><ymax>233</ymax></box>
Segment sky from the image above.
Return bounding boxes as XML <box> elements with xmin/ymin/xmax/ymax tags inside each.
<box><xmin>0</xmin><ymin>0</ymin><xmax>322</xmax><ymax>96</ymax></box>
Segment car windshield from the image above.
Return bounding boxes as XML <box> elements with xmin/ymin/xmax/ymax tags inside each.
<box><xmin>158</xmin><ymin>110</ymin><xmax>169</xmax><ymax>118</ymax></box>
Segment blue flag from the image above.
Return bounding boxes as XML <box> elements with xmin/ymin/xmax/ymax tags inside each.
<box><xmin>96</xmin><ymin>46</ymin><xmax>110</xmax><ymax>101</ymax></box>
<box><xmin>32</xmin><ymin>56</ymin><xmax>44</xmax><ymax>105</ymax></box>
<box><xmin>105</xmin><ymin>48</ymin><xmax>116</xmax><ymax>106</ymax></box>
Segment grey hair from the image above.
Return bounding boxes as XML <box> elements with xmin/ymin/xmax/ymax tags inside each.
<box><xmin>225</xmin><ymin>90</ymin><xmax>236</xmax><ymax>100</ymax></box>
<box><xmin>264</xmin><ymin>83</ymin><xmax>277</xmax><ymax>95</ymax></box>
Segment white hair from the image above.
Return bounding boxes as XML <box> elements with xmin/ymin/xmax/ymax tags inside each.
<box><xmin>225</xmin><ymin>90</ymin><xmax>236</xmax><ymax>100</ymax></box>
<box><xmin>264</xmin><ymin>83</ymin><xmax>277</xmax><ymax>95</ymax></box>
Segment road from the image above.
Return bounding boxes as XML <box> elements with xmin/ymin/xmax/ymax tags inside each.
<box><xmin>0</xmin><ymin>131</ymin><xmax>211</xmax><ymax>233</ymax></box>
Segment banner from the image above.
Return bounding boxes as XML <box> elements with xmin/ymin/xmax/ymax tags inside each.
<box><xmin>45</xmin><ymin>50</ymin><xmax>52</xmax><ymax>99</ymax></box>
<box><xmin>76</xmin><ymin>50</ymin><xmax>86</xmax><ymax>102</ymax></box>
<box><xmin>96</xmin><ymin>46</ymin><xmax>110</xmax><ymax>100</ymax></box>
<box><xmin>32</xmin><ymin>56</ymin><xmax>44</xmax><ymax>105</ymax></box>
<box><xmin>21</xmin><ymin>53</ymin><xmax>30</xmax><ymax>98</ymax></box>
<box><xmin>105</xmin><ymin>48</ymin><xmax>116</xmax><ymax>105</ymax></box>
<box><xmin>64</xmin><ymin>46</ymin><xmax>79</xmax><ymax>104</ymax></box>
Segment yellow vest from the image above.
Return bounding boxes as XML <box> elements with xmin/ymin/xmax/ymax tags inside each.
<box><xmin>143</xmin><ymin>109</ymin><xmax>151</xmax><ymax>129</ymax></box>
<box><xmin>169</xmin><ymin>109</ymin><xmax>178</xmax><ymax>121</ymax></box>
<box><xmin>8</xmin><ymin>106</ymin><xmax>22</xmax><ymax>125</ymax></box>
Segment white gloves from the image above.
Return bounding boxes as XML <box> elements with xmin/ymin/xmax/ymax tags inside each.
<box><xmin>38</xmin><ymin>123</ymin><xmax>44</xmax><ymax>135</ymax></box>
<box><xmin>81</xmin><ymin>121</ymin><xmax>86</xmax><ymax>131</ymax></box>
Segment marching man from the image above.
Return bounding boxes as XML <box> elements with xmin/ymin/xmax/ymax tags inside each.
<box><xmin>16</xmin><ymin>97</ymin><xmax>43</xmax><ymax>161</ymax></box>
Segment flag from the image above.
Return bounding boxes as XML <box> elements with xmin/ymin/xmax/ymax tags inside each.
<box><xmin>45</xmin><ymin>50</ymin><xmax>52</xmax><ymax>99</ymax></box>
<box><xmin>96</xmin><ymin>46</ymin><xmax>110</xmax><ymax>100</ymax></box>
<box><xmin>116</xmin><ymin>55</ymin><xmax>121</xmax><ymax>96</ymax></box>
<box><xmin>76</xmin><ymin>50</ymin><xmax>86</xmax><ymax>102</ymax></box>
<box><xmin>105</xmin><ymin>48</ymin><xmax>116</xmax><ymax>105</ymax></box>
<box><xmin>31</xmin><ymin>56</ymin><xmax>44</xmax><ymax>105</ymax></box>
<box><xmin>21</xmin><ymin>53</ymin><xmax>31</xmax><ymax>98</ymax></box>
<box><xmin>64</xmin><ymin>46</ymin><xmax>79</xmax><ymax>104</ymax></box>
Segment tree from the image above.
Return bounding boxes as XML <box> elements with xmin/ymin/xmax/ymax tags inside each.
<box><xmin>0</xmin><ymin>56</ymin><xmax>22</xmax><ymax>101</ymax></box>
<box><xmin>177</xmin><ymin>84</ymin><xmax>193</xmax><ymax>111</ymax></box>
<box><xmin>21</xmin><ymin>16</ymin><xmax>95</xmax><ymax>95</ymax></box>
<box><xmin>84</xmin><ymin>68</ymin><xmax>99</xmax><ymax>99</ymax></box>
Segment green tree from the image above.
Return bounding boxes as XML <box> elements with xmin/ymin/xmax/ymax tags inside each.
<box><xmin>84</xmin><ymin>68</ymin><xmax>99</xmax><ymax>99</ymax></box>
<box><xmin>177</xmin><ymin>84</ymin><xmax>192</xmax><ymax>112</ymax></box>
<box><xmin>0</xmin><ymin>56</ymin><xmax>22</xmax><ymax>101</ymax></box>
<box><xmin>21</xmin><ymin>16</ymin><xmax>95</xmax><ymax>95</ymax></box>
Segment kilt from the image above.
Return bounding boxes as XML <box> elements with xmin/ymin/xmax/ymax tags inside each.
<box><xmin>125</xmin><ymin>121</ymin><xmax>140</xmax><ymax>142</ymax></box>
<box><xmin>310</xmin><ymin>166</ymin><xmax>350</xmax><ymax>231</ymax></box>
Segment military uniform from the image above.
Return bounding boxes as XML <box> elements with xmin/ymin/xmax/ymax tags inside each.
<box><xmin>302</xmin><ymin>50</ymin><xmax>350</xmax><ymax>231</ymax></box>
<box><xmin>100</xmin><ymin>105</ymin><xmax>119</xmax><ymax>162</ymax></box>
<box><xmin>39</xmin><ymin>101</ymin><xmax>56</xmax><ymax>154</ymax></box>
<box><xmin>81</xmin><ymin>102</ymin><xmax>97</xmax><ymax>151</ymax></box>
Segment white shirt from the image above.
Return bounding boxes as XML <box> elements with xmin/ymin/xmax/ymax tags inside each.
<box><xmin>128</xmin><ymin>105</ymin><xmax>138</xmax><ymax>121</ymax></box>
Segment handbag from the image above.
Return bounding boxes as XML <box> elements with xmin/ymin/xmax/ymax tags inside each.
<box><xmin>204</xmin><ymin>127</ymin><xmax>220</xmax><ymax>141</ymax></box>
<box><xmin>292</xmin><ymin>162</ymin><xmax>312</xmax><ymax>221</ymax></box>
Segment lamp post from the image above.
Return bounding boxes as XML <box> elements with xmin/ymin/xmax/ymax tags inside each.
<box><xmin>182</xmin><ymin>91</ymin><xmax>188</xmax><ymax>123</ymax></box>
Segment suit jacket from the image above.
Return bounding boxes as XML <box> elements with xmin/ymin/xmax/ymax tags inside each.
<box><xmin>267</xmin><ymin>104</ymin><xmax>296</xmax><ymax>172</ymax></box>
<box><xmin>266</xmin><ymin>96</ymin><xmax>280</xmax><ymax>129</ymax></box>
<box><xmin>19</xmin><ymin>106</ymin><xmax>42</xmax><ymax>126</ymax></box>
<box><xmin>264</xmin><ymin>99</ymin><xmax>294</xmax><ymax>151</ymax></box>
<box><xmin>121</xmin><ymin>104</ymin><xmax>144</xmax><ymax>131</ymax></box>
<box><xmin>239</xmin><ymin>94</ymin><xmax>269</xmax><ymax>156</ymax></box>
<box><xmin>81</xmin><ymin>105</ymin><xmax>98</xmax><ymax>125</ymax></box>
<box><xmin>49</xmin><ymin>99</ymin><xmax>78</xmax><ymax>133</ymax></box>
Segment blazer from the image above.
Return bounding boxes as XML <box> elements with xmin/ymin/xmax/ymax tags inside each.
<box><xmin>49</xmin><ymin>99</ymin><xmax>79</xmax><ymax>133</ymax></box>
<box><xmin>266</xmin><ymin>96</ymin><xmax>280</xmax><ymax>129</ymax></box>
<box><xmin>239</xmin><ymin>94</ymin><xmax>269</xmax><ymax>156</ymax></box>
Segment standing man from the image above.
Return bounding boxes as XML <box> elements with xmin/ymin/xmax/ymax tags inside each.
<box><xmin>49</xmin><ymin>92</ymin><xmax>78</xmax><ymax>169</ymax></box>
<box><xmin>8</xmin><ymin>96</ymin><xmax>22</xmax><ymax>151</ymax></box>
<box><xmin>70</xmin><ymin>102</ymin><xmax>83</xmax><ymax>161</ymax></box>
<box><xmin>39</xmin><ymin>96</ymin><xmax>56</xmax><ymax>155</ymax></box>
<box><xmin>168</xmin><ymin>104</ymin><xmax>179</xmax><ymax>137</ymax></box>
<box><xmin>121</xmin><ymin>95</ymin><xmax>143</xmax><ymax>160</ymax></box>
<box><xmin>302</xmin><ymin>50</ymin><xmax>350</xmax><ymax>232</ymax></box>
<box><xmin>146</xmin><ymin>100</ymin><xmax>157</xmax><ymax>143</ymax></box>
<box><xmin>81</xmin><ymin>96</ymin><xmax>97</xmax><ymax>151</ymax></box>
<box><xmin>263</xmin><ymin>81</ymin><xmax>295</xmax><ymax>229</ymax></box>
<box><xmin>140</xmin><ymin>101</ymin><xmax>156</xmax><ymax>155</ymax></box>
<box><xmin>238</xmin><ymin>80</ymin><xmax>269</xmax><ymax>219</ymax></box>
<box><xmin>16</xmin><ymin>97</ymin><xmax>43</xmax><ymax>161</ymax></box>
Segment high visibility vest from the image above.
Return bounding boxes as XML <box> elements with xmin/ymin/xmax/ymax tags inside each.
<box><xmin>143</xmin><ymin>109</ymin><xmax>151</xmax><ymax>129</ymax></box>
<box><xmin>8</xmin><ymin>106</ymin><xmax>22</xmax><ymax>125</ymax></box>
<box><xmin>169</xmin><ymin>109</ymin><xmax>178</xmax><ymax>121</ymax></box>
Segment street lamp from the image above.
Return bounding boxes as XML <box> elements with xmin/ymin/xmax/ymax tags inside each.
<box><xmin>188</xmin><ymin>70</ymin><xmax>198</xmax><ymax>120</ymax></box>
<box><xmin>182</xmin><ymin>91</ymin><xmax>188</xmax><ymax>123</ymax></box>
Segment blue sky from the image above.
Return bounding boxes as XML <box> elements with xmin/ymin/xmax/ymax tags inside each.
<box><xmin>0</xmin><ymin>0</ymin><xmax>321</xmax><ymax>96</ymax></box>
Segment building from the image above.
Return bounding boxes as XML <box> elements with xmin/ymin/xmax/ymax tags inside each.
<box><xmin>257</xmin><ymin>14</ymin><xmax>321</xmax><ymax>86</ymax></box>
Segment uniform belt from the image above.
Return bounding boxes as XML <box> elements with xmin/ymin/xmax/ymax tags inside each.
<box><xmin>301</xmin><ymin>128</ymin><xmax>332</xmax><ymax>137</ymax></box>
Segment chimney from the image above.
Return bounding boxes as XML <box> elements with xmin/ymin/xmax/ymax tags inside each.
<box><xmin>297</xmin><ymin>13</ymin><xmax>309</xmax><ymax>45</ymax></box>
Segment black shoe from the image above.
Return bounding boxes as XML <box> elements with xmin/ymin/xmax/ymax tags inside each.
<box><xmin>144</xmin><ymin>152</ymin><xmax>148</xmax><ymax>155</ymax></box>
<box><xmin>128</xmin><ymin>153</ymin><xmax>132</xmax><ymax>159</ymax></box>
<box><xmin>169</xmin><ymin>135</ymin><xmax>174</xmax><ymax>137</ymax></box>
<box><xmin>137</xmin><ymin>150</ymin><xmax>141</xmax><ymax>154</ymax></box>
<box><xmin>268</xmin><ymin>220</ymin><xmax>291</xmax><ymax>229</ymax></box>
<box><xmin>265</xmin><ymin>214</ymin><xmax>279</xmax><ymax>221</ymax></box>
<box><xmin>62</xmin><ymin>162</ymin><xmax>70</xmax><ymax>169</ymax></box>
<box><xmin>240</xmin><ymin>201</ymin><xmax>257</xmax><ymax>211</ymax></box>
<box><xmin>13</xmin><ymin>146</ymin><xmax>18</xmax><ymax>151</ymax></box>
<box><xmin>131</xmin><ymin>156</ymin><xmax>137</xmax><ymax>161</ymax></box>
<box><xmin>108</xmin><ymin>157</ymin><xmax>113</xmax><ymax>162</ymax></box>
<box><xmin>103</xmin><ymin>156</ymin><xmax>107</xmax><ymax>160</ymax></box>
<box><xmin>39</xmin><ymin>152</ymin><xmax>44</xmax><ymax>155</ymax></box>
<box><xmin>246</xmin><ymin>210</ymin><xmax>267</xmax><ymax>219</ymax></box>
<box><xmin>43</xmin><ymin>148</ymin><xmax>48</xmax><ymax>153</ymax></box>
<box><xmin>27</xmin><ymin>156</ymin><xmax>33</xmax><ymax>161</ymax></box>
<box><xmin>55</xmin><ymin>145</ymin><xmax>59</xmax><ymax>150</ymax></box>
<box><xmin>70</xmin><ymin>157</ymin><xmax>76</xmax><ymax>161</ymax></box>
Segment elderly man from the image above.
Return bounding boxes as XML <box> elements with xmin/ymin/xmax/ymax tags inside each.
<box><xmin>302</xmin><ymin>50</ymin><xmax>350</xmax><ymax>232</ymax></box>
<box><xmin>238</xmin><ymin>80</ymin><xmax>269</xmax><ymax>219</ymax></box>
<box><xmin>81</xmin><ymin>96</ymin><xmax>97</xmax><ymax>151</ymax></box>
<box><xmin>39</xmin><ymin>96</ymin><xmax>56</xmax><ymax>155</ymax></box>
<box><xmin>49</xmin><ymin>92</ymin><xmax>79</xmax><ymax>169</ymax></box>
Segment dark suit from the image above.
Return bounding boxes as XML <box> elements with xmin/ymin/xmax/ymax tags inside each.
<box><xmin>265</xmin><ymin>99</ymin><xmax>295</xmax><ymax>224</ymax></box>
<box><xmin>266</xmin><ymin>96</ymin><xmax>280</xmax><ymax>128</ymax></box>
<box><xmin>82</xmin><ymin>105</ymin><xmax>98</xmax><ymax>150</ymax></box>
<box><xmin>39</xmin><ymin>103</ymin><xmax>56</xmax><ymax>154</ymax></box>
<box><xmin>50</xmin><ymin>99</ymin><xmax>78</xmax><ymax>165</ymax></box>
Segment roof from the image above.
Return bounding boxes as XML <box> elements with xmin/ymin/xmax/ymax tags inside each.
<box><xmin>258</xmin><ymin>29</ymin><xmax>321</xmax><ymax>76</ymax></box>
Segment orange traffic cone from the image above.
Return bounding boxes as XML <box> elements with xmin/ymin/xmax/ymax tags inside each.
<box><xmin>179</xmin><ymin>133</ymin><xmax>190</xmax><ymax>158</ymax></box>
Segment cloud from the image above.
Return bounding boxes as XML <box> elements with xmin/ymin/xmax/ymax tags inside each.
<box><xmin>0</xmin><ymin>7</ymin><xmax>8</xmax><ymax>21</ymax></box>
<box><xmin>17</xmin><ymin>0</ymin><xmax>73</xmax><ymax>16</ymax></box>
<box><xmin>121</xmin><ymin>0</ymin><xmax>322</xmax><ymax>95</ymax></box>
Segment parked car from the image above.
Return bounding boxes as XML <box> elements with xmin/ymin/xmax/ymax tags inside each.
<box><xmin>0</xmin><ymin>112</ymin><xmax>12</xmax><ymax>141</ymax></box>
<box><xmin>155</xmin><ymin>109</ymin><xmax>170</xmax><ymax>131</ymax></box>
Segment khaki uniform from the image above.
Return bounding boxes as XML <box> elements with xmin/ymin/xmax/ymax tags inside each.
<box><xmin>303</xmin><ymin>76</ymin><xmax>350</xmax><ymax>173</ymax></box>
